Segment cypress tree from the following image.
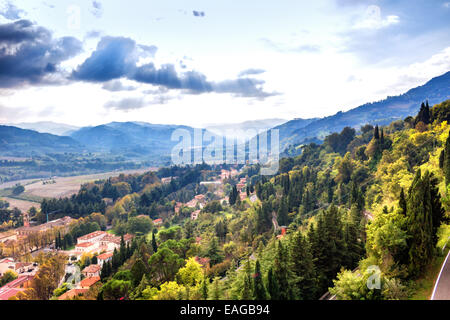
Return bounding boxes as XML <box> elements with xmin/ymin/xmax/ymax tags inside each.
<box><xmin>277</xmin><ymin>197</ymin><xmax>288</xmax><ymax>226</ymax></box>
<box><xmin>273</xmin><ymin>241</ymin><xmax>290</xmax><ymax>300</ymax></box>
<box><xmin>289</xmin><ymin>231</ymin><xmax>316</xmax><ymax>299</ymax></box>
<box><xmin>443</xmin><ymin>131</ymin><xmax>450</xmax><ymax>185</ymax></box>
<box><xmin>151</xmin><ymin>229</ymin><xmax>158</xmax><ymax>253</ymax></box>
<box><xmin>406</xmin><ymin>169</ymin><xmax>434</xmax><ymax>277</ymax></box>
<box><xmin>201</xmin><ymin>276</ymin><xmax>209</xmax><ymax>300</ymax></box>
<box><xmin>374</xmin><ymin>125</ymin><xmax>380</xmax><ymax>140</ymax></box>
<box><xmin>252</xmin><ymin>260</ymin><xmax>267</xmax><ymax>300</ymax></box>
<box><xmin>399</xmin><ymin>188</ymin><xmax>407</xmax><ymax>215</ymax></box>
<box><xmin>267</xmin><ymin>267</ymin><xmax>279</xmax><ymax>300</ymax></box>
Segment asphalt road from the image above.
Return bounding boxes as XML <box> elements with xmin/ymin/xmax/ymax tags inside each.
<box><xmin>431</xmin><ymin>250</ymin><xmax>450</xmax><ymax>300</ymax></box>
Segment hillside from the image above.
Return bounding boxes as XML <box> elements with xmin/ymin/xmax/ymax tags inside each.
<box><xmin>70</xmin><ymin>122</ymin><xmax>212</xmax><ymax>158</ymax></box>
<box><xmin>8</xmin><ymin>122</ymin><xmax>80</xmax><ymax>136</ymax></box>
<box><xmin>275</xmin><ymin>71</ymin><xmax>450</xmax><ymax>150</ymax></box>
<box><xmin>0</xmin><ymin>126</ymin><xmax>82</xmax><ymax>156</ymax></box>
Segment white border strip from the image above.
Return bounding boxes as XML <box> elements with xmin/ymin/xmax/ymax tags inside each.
<box><xmin>431</xmin><ymin>249</ymin><xmax>450</xmax><ymax>300</ymax></box>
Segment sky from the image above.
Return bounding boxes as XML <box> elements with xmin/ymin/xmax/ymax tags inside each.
<box><xmin>0</xmin><ymin>0</ymin><xmax>450</xmax><ymax>128</ymax></box>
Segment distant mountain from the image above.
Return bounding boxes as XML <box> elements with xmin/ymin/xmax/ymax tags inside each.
<box><xmin>205</xmin><ymin>118</ymin><xmax>288</xmax><ymax>142</ymax></box>
<box><xmin>70</xmin><ymin>121</ymin><xmax>215</xmax><ymax>158</ymax></box>
<box><xmin>9</xmin><ymin>121</ymin><xmax>80</xmax><ymax>136</ymax></box>
<box><xmin>276</xmin><ymin>71</ymin><xmax>450</xmax><ymax>150</ymax></box>
<box><xmin>0</xmin><ymin>125</ymin><xmax>82</xmax><ymax>156</ymax></box>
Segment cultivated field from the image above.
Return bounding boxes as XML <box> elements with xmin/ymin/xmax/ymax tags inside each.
<box><xmin>0</xmin><ymin>197</ymin><xmax>40</xmax><ymax>212</ymax></box>
<box><xmin>21</xmin><ymin>167</ymin><xmax>156</xmax><ymax>199</ymax></box>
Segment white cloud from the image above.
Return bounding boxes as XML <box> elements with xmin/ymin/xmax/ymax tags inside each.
<box><xmin>353</xmin><ymin>5</ymin><xmax>399</xmax><ymax>30</ymax></box>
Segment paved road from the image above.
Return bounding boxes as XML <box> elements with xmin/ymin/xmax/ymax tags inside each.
<box><xmin>431</xmin><ymin>250</ymin><xmax>450</xmax><ymax>300</ymax></box>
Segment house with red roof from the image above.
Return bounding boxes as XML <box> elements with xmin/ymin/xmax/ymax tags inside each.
<box><xmin>58</xmin><ymin>288</ymin><xmax>88</xmax><ymax>300</ymax></box>
<box><xmin>153</xmin><ymin>218</ymin><xmax>163</xmax><ymax>226</ymax></box>
<box><xmin>79</xmin><ymin>276</ymin><xmax>100</xmax><ymax>289</ymax></box>
<box><xmin>82</xmin><ymin>264</ymin><xmax>101</xmax><ymax>278</ymax></box>
<box><xmin>97</xmin><ymin>252</ymin><xmax>113</xmax><ymax>266</ymax></box>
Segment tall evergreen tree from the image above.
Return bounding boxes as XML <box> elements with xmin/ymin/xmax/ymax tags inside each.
<box><xmin>267</xmin><ymin>267</ymin><xmax>279</xmax><ymax>300</ymax></box>
<box><xmin>252</xmin><ymin>260</ymin><xmax>267</xmax><ymax>300</ymax></box>
<box><xmin>277</xmin><ymin>197</ymin><xmax>289</xmax><ymax>226</ymax></box>
<box><xmin>289</xmin><ymin>231</ymin><xmax>316</xmax><ymax>299</ymax></box>
<box><xmin>399</xmin><ymin>188</ymin><xmax>407</xmax><ymax>215</ymax></box>
<box><xmin>273</xmin><ymin>241</ymin><xmax>290</xmax><ymax>300</ymax></box>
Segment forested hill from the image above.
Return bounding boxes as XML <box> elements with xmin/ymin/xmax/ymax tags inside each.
<box><xmin>0</xmin><ymin>125</ymin><xmax>82</xmax><ymax>156</ymax></box>
<box><xmin>275</xmin><ymin>71</ymin><xmax>450</xmax><ymax>150</ymax></box>
<box><xmin>21</xmin><ymin>99</ymin><xmax>450</xmax><ymax>301</ymax></box>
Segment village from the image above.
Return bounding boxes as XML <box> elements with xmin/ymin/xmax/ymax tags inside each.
<box><xmin>0</xmin><ymin>167</ymin><xmax>266</xmax><ymax>300</ymax></box>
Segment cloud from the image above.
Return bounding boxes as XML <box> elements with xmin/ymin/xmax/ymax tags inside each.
<box><xmin>91</xmin><ymin>1</ymin><xmax>103</xmax><ymax>18</ymax></box>
<box><xmin>138</xmin><ymin>44</ymin><xmax>158</xmax><ymax>57</ymax></box>
<box><xmin>71</xmin><ymin>36</ymin><xmax>137</xmax><ymax>82</ymax></box>
<box><xmin>193</xmin><ymin>11</ymin><xmax>205</xmax><ymax>17</ymax></box>
<box><xmin>0</xmin><ymin>20</ymin><xmax>82</xmax><ymax>88</ymax></box>
<box><xmin>238</xmin><ymin>68</ymin><xmax>266</xmax><ymax>77</ymax></box>
<box><xmin>102</xmin><ymin>80</ymin><xmax>136</xmax><ymax>92</ymax></box>
<box><xmin>104</xmin><ymin>95</ymin><xmax>173</xmax><ymax>111</ymax></box>
<box><xmin>85</xmin><ymin>30</ymin><xmax>103</xmax><ymax>39</ymax></box>
<box><xmin>0</xmin><ymin>1</ymin><xmax>24</xmax><ymax>20</ymax></box>
<box><xmin>104</xmin><ymin>97</ymin><xmax>145</xmax><ymax>111</ymax></box>
<box><xmin>73</xmin><ymin>36</ymin><xmax>276</xmax><ymax>99</ymax></box>
<box><xmin>353</xmin><ymin>5</ymin><xmax>399</xmax><ymax>30</ymax></box>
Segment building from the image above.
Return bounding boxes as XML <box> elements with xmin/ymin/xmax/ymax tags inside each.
<box><xmin>194</xmin><ymin>194</ymin><xmax>206</xmax><ymax>202</ymax></box>
<box><xmin>58</xmin><ymin>288</ymin><xmax>88</xmax><ymax>300</ymax></box>
<box><xmin>191</xmin><ymin>210</ymin><xmax>200</xmax><ymax>220</ymax></box>
<box><xmin>77</xmin><ymin>231</ymin><xmax>107</xmax><ymax>245</ymax></box>
<box><xmin>97</xmin><ymin>252</ymin><xmax>113</xmax><ymax>266</ymax></box>
<box><xmin>0</xmin><ymin>258</ymin><xmax>15</xmax><ymax>277</ymax></box>
<box><xmin>82</xmin><ymin>264</ymin><xmax>101</xmax><ymax>278</ymax></box>
<box><xmin>16</xmin><ymin>216</ymin><xmax>73</xmax><ymax>237</ymax></box>
<box><xmin>0</xmin><ymin>275</ymin><xmax>34</xmax><ymax>300</ymax></box>
<box><xmin>79</xmin><ymin>276</ymin><xmax>100</xmax><ymax>289</ymax></box>
<box><xmin>153</xmin><ymin>218</ymin><xmax>163</xmax><ymax>226</ymax></box>
<box><xmin>75</xmin><ymin>242</ymin><xmax>98</xmax><ymax>254</ymax></box>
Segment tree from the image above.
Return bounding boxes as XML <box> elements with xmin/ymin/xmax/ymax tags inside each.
<box><xmin>206</xmin><ymin>237</ymin><xmax>223</xmax><ymax>266</ymax></box>
<box><xmin>12</xmin><ymin>184</ymin><xmax>25</xmax><ymax>196</ymax></box>
<box><xmin>267</xmin><ymin>267</ymin><xmax>279</xmax><ymax>300</ymax></box>
<box><xmin>252</xmin><ymin>260</ymin><xmax>267</xmax><ymax>300</ymax></box>
<box><xmin>273</xmin><ymin>241</ymin><xmax>291</xmax><ymax>300</ymax></box>
<box><xmin>151</xmin><ymin>229</ymin><xmax>158</xmax><ymax>253</ymax></box>
<box><xmin>277</xmin><ymin>197</ymin><xmax>288</xmax><ymax>226</ymax></box>
<box><xmin>130</xmin><ymin>259</ymin><xmax>147</xmax><ymax>287</ymax></box>
<box><xmin>176</xmin><ymin>257</ymin><xmax>203</xmax><ymax>287</ymax></box>
<box><xmin>127</xmin><ymin>216</ymin><xmax>153</xmax><ymax>235</ymax></box>
<box><xmin>406</xmin><ymin>169</ymin><xmax>435</xmax><ymax>277</ymax></box>
<box><xmin>398</xmin><ymin>188</ymin><xmax>407</xmax><ymax>215</ymax></box>
<box><xmin>289</xmin><ymin>231</ymin><xmax>316</xmax><ymax>299</ymax></box>
<box><xmin>148</xmin><ymin>247</ymin><xmax>184</xmax><ymax>285</ymax></box>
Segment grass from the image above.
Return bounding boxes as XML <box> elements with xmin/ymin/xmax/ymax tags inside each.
<box><xmin>410</xmin><ymin>247</ymin><xmax>450</xmax><ymax>300</ymax></box>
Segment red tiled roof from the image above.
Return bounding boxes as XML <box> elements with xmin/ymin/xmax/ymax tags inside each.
<box><xmin>77</xmin><ymin>231</ymin><xmax>107</xmax><ymax>241</ymax></box>
<box><xmin>76</xmin><ymin>242</ymin><xmax>94</xmax><ymax>248</ymax></box>
<box><xmin>58</xmin><ymin>288</ymin><xmax>88</xmax><ymax>300</ymax></box>
<box><xmin>79</xmin><ymin>276</ymin><xmax>100</xmax><ymax>288</ymax></box>
<box><xmin>153</xmin><ymin>218</ymin><xmax>163</xmax><ymax>224</ymax></box>
<box><xmin>82</xmin><ymin>264</ymin><xmax>101</xmax><ymax>273</ymax></box>
<box><xmin>0</xmin><ymin>288</ymin><xmax>22</xmax><ymax>300</ymax></box>
<box><xmin>97</xmin><ymin>252</ymin><xmax>113</xmax><ymax>260</ymax></box>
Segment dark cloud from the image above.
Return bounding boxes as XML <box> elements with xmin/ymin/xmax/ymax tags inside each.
<box><xmin>102</xmin><ymin>80</ymin><xmax>136</xmax><ymax>92</ymax></box>
<box><xmin>0</xmin><ymin>1</ymin><xmax>24</xmax><ymax>20</ymax></box>
<box><xmin>91</xmin><ymin>1</ymin><xmax>103</xmax><ymax>18</ymax></box>
<box><xmin>193</xmin><ymin>11</ymin><xmax>205</xmax><ymax>17</ymax></box>
<box><xmin>238</xmin><ymin>68</ymin><xmax>266</xmax><ymax>77</ymax></box>
<box><xmin>73</xmin><ymin>36</ymin><xmax>276</xmax><ymax>99</ymax></box>
<box><xmin>71</xmin><ymin>36</ymin><xmax>136</xmax><ymax>82</ymax></box>
<box><xmin>0</xmin><ymin>19</ymin><xmax>82</xmax><ymax>88</ymax></box>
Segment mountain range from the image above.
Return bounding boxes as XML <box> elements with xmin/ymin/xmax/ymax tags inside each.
<box><xmin>1</xmin><ymin>70</ymin><xmax>450</xmax><ymax>160</ymax></box>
